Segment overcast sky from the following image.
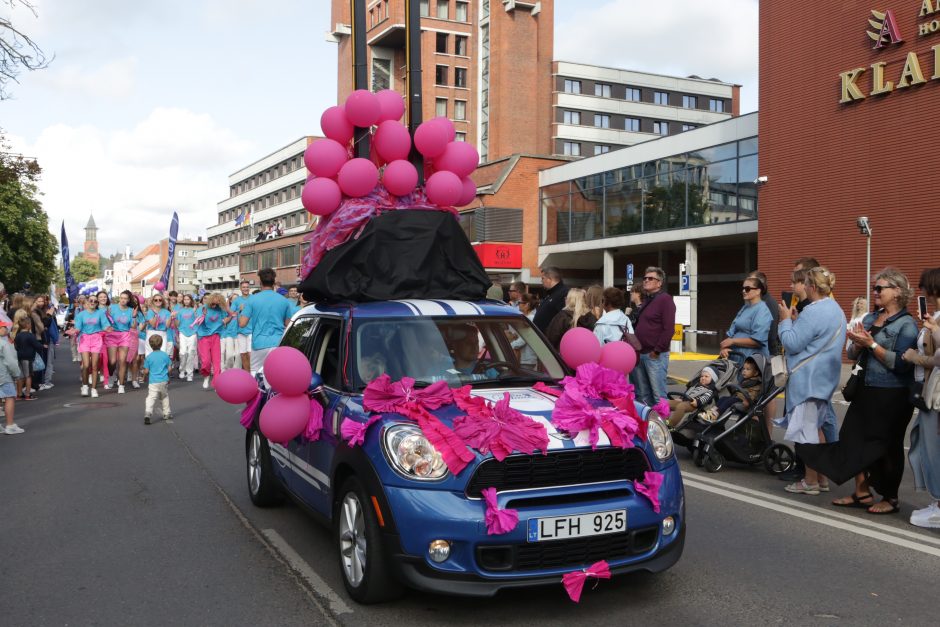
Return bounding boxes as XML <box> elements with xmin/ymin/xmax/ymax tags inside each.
<box><xmin>2</xmin><ymin>0</ymin><xmax>758</xmax><ymax>257</ymax></box>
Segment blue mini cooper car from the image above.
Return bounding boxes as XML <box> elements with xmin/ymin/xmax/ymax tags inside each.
<box><xmin>244</xmin><ymin>299</ymin><xmax>684</xmax><ymax>603</ymax></box>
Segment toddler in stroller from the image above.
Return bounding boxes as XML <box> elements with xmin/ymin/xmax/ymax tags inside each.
<box><xmin>666</xmin><ymin>359</ymin><xmax>739</xmax><ymax>428</ymax></box>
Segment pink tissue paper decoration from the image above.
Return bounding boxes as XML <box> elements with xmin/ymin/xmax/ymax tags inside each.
<box><xmin>481</xmin><ymin>487</ymin><xmax>519</xmax><ymax>535</ymax></box>
<box><xmin>562</xmin><ymin>560</ymin><xmax>611</xmax><ymax>603</ymax></box>
<box><xmin>609</xmin><ymin>395</ymin><xmax>647</xmax><ymax>442</ymax></box>
<box><xmin>453</xmin><ymin>392</ymin><xmax>548</xmax><ymax>461</ymax></box>
<box><xmin>190</xmin><ymin>313</ymin><xmax>205</xmax><ymax>329</ymax></box>
<box><xmin>635</xmin><ymin>471</ymin><xmax>664</xmax><ymax>513</ymax></box>
<box><xmin>652</xmin><ymin>397</ymin><xmax>671</xmax><ymax>420</ymax></box>
<box><xmin>552</xmin><ymin>386</ymin><xmax>640</xmax><ymax>450</ymax></box>
<box><xmin>408</xmin><ymin>406</ymin><xmax>475</xmax><ymax>476</ymax></box>
<box><xmin>341</xmin><ymin>415</ymin><xmax>381</xmax><ymax>447</ymax></box>
<box><xmin>532</xmin><ymin>381</ymin><xmax>563</xmax><ymax>398</ymax></box>
<box><xmin>363</xmin><ymin>374</ymin><xmax>453</xmax><ymax>413</ymax></box>
<box><xmin>304</xmin><ymin>397</ymin><xmax>325</xmax><ymax>442</ymax></box>
<box><xmin>240</xmin><ymin>390</ymin><xmax>263</xmax><ymax>429</ymax></box>
<box><xmin>562</xmin><ymin>362</ymin><xmax>634</xmax><ymax>401</ymax></box>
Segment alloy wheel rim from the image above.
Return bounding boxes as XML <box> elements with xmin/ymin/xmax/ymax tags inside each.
<box><xmin>248</xmin><ymin>432</ymin><xmax>261</xmax><ymax>495</ymax></box>
<box><xmin>339</xmin><ymin>493</ymin><xmax>367</xmax><ymax>586</ymax></box>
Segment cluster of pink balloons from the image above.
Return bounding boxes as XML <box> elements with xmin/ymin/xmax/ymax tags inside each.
<box><xmin>301</xmin><ymin>89</ymin><xmax>480</xmax><ymax>217</ymax></box>
<box><xmin>559</xmin><ymin>328</ymin><xmax>638</xmax><ymax>375</ymax></box>
<box><xmin>257</xmin><ymin>347</ymin><xmax>314</xmax><ymax>443</ymax></box>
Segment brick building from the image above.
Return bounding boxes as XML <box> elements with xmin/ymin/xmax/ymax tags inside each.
<box><xmin>758</xmin><ymin>1</ymin><xmax>939</xmax><ymax>308</ymax></box>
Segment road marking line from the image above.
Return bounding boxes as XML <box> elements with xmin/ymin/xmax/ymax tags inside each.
<box><xmin>682</xmin><ymin>477</ymin><xmax>940</xmax><ymax>559</ymax></box>
<box><xmin>263</xmin><ymin>529</ymin><xmax>354</xmax><ymax>616</ymax></box>
<box><xmin>683</xmin><ymin>472</ymin><xmax>940</xmax><ymax>548</ymax></box>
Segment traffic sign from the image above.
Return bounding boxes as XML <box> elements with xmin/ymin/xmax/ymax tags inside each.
<box><xmin>680</xmin><ymin>274</ymin><xmax>690</xmax><ymax>295</ymax></box>
<box><xmin>626</xmin><ymin>263</ymin><xmax>634</xmax><ymax>289</ymax></box>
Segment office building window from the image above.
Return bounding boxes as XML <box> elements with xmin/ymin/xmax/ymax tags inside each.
<box><xmin>682</xmin><ymin>95</ymin><xmax>696</xmax><ymax>109</ymax></box>
<box><xmin>455</xmin><ymin>131</ymin><xmax>466</xmax><ymax>142</ymax></box>
<box><xmin>436</xmin><ymin>97</ymin><xmax>448</xmax><ymax>117</ymax></box>
<box><xmin>562</xmin><ymin>141</ymin><xmax>581</xmax><ymax>156</ymax></box>
<box><xmin>435</xmin><ymin>65</ymin><xmax>448</xmax><ymax>85</ymax></box>
<box><xmin>280</xmin><ymin>245</ymin><xmax>299</xmax><ymax>267</ymax></box>
<box><xmin>654</xmin><ymin>91</ymin><xmax>669</xmax><ymax>105</ymax></box>
<box><xmin>594</xmin><ymin>114</ymin><xmax>610</xmax><ymax>128</ymax></box>
<box><xmin>563</xmin><ymin>79</ymin><xmax>581</xmax><ymax>94</ymax></box>
<box><xmin>242</xmin><ymin>253</ymin><xmax>257</xmax><ymax>272</ymax></box>
<box><xmin>372</xmin><ymin>57</ymin><xmax>391</xmax><ymax>91</ymax></box>
<box><xmin>455</xmin><ymin>35</ymin><xmax>468</xmax><ymax>56</ymax></box>
<box><xmin>625</xmin><ymin>87</ymin><xmax>640</xmax><ymax>101</ymax></box>
<box><xmin>594</xmin><ymin>145</ymin><xmax>610</xmax><ymax>155</ymax></box>
<box><xmin>594</xmin><ymin>83</ymin><xmax>611</xmax><ymax>98</ymax></box>
<box><xmin>563</xmin><ymin>110</ymin><xmax>580</xmax><ymax>125</ymax></box>
<box><xmin>455</xmin><ymin>67</ymin><xmax>467</xmax><ymax>88</ymax></box>
<box><xmin>454</xmin><ymin>99</ymin><xmax>466</xmax><ymax>120</ymax></box>
<box><xmin>455</xmin><ymin>1</ymin><xmax>468</xmax><ymax>21</ymax></box>
<box><xmin>653</xmin><ymin>121</ymin><xmax>669</xmax><ymax>135</ymax></box>
<box><xmin>625</xmin><ymin>117</ymin><xmax>640</xmax><ymax>132</ymax></box>
<box><xmin>436</xmin><ymin>32</ymin><xmax>448</xmax><ymax>53</ymax></box>
<box><xmin>682</xmin><ymin>124</ymin><xmax>697</xmax><ymax>132</ymax></box>
<box><xmin>709</xmin><ymin>98</ymin><xmax>725</xmax><ymax>112</ymax></box>
<box><xmin>420</xmin><ymin>0</ymin><xmax>429</xmax><ymax>17</ymax></box>
<box><xmin>260</xmin><ymin>250</ymin><xmax>277</xmax><ymax>269</ymax></box>
<box><xmin>436</xmin><ymin>0</ymin><xmax>448</xmax><ymax>19</ymax></box>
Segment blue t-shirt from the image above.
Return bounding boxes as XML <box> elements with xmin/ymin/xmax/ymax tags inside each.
<box><xmin>143</xmin><ymin>350</ymin><xmax>172</xmax><ymax>383</ymax></box>
<box><xmin>221</xmin><ymin>311</ymin><xmax>239</xmax><ymax>338</ymax></box>
<box><xmin>232</xmin><ymin>295</ymin><xmax>252</xmax><ymax>335</ymax></box>
<box><xmin>74</xmin><ymin>309</ymin><xmax>109</xmax><ymax>338</ymax></box>
<box><xmin>196</xmin><ymin>306</ymin><xmax>226</xmax><ymax>337</ymax></box>
<box><xmin>242</xmin><ymin>290</ymin><xmax>293</xmax><ymax>350</ymax></box>
<box><xmin>137</xmin><ymin>312</ymin><xmax>147</xmax><ymax>340</ymax></box>
<box><xmin>176</xmin><ymin>306</ymin><xmax>197</xmax><ymax>337</ymax></box>
<box><xmin>107</xmin><ymin>304</ymin><xmax>135</xmax><ymax>332</ymax></box>
<box><xmin>167</xmin><ymin>304</ymin><xmax>180</xmax><ymax>342</ymax></box>
<box><xmin>147</xmin><ymin>308</ymin><xmax>171</xmax><ymax>332</ymax></box>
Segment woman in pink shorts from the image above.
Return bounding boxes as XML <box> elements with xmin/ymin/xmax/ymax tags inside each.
<box><xmin>73</xmin><ymin>297</ymin><xmax>112</xmax><ymax>398</ymax></box>
<box><xmin>106</xmin><ymin>290</ymin><xmax>139</xmax><ymax>394</ymax></box>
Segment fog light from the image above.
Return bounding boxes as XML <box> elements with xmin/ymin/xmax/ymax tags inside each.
<box><xmin>428</xmin><ymin>539</ymin><xmax>451</xmax><ymax>563</ymax></box>
<box><xmin>662</xmin><ymin>516</ymin><xmax>676</xmax><ymax>536</ymax></box>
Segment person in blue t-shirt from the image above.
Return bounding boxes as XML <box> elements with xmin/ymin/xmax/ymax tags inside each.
<box><xmin>142</xmin><ymin>334</ymin><xmax>172</xmax><ymax>425</ymax></box>
<box><xmin>175</xmin><ymin>294</ymin><xmax>199</xmax><ymax>382</ymax></box>
<box><xmin>106</xmin><ymin>290</ymin><xmax>139</xmax><ymax>394</ymax></box>
<box><xmin>145</xmin><ymin>294</ymin><xmax>172</xmax><ymax>358</ymax></box>
<box><xmin>130</xmin><ymin>300</ymin><xmax>148</xmax><ymax>389</ymax></box>
<box><xmin>73</xmin><ymin>298</ymin><xmax>112</xmax><ymax>398</ymax></box>
<box><xmin>232</xmin><ymin>281</ymin><xmax>253</xmax><ymax>371</ymax></box>
<box><xmin>196</xmin><ymin>293</ymin><xmax>232</xmax><ymax>389</ymax></box>
<box><xmin>239</xmin><ymin>268</ymin><xmax>294</xmax><ymax>374</ymax></box>
<box><xmin>221</xmin><ymin>293</ymin><xmax>241</xmax><ymax>371</ymax></box>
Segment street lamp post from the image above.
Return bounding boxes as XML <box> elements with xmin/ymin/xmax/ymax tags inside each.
<box><xmin>857</xmin><ymin>216</ymin><xmax>872</xmax><ymax>310</ymax></box>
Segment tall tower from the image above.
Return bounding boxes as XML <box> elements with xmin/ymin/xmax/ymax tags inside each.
<box><xmin>83</xmin><ymin>213</ymin><xmax>100</xmax><ymax>263</ymax></box>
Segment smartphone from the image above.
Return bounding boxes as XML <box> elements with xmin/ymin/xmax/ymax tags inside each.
<box><xmin>918</xmin><ymin>295</ymin><xmax>928</xmax><ymax>319</ymax></box>
<box><xmin>781</xmin><ymin>291</ymin><xmax>793</xmax><ymax>306</ymax></box>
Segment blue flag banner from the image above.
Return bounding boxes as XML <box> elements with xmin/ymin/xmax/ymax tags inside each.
<box><xmin>61</xmin><ymin>222</ymin><xmax>78</xmax><ymax>303</ymax></box>
<box><xmin>159</xmin><ymin>211</ymin><xmax>179</xmax><ymax>288</ymax></box>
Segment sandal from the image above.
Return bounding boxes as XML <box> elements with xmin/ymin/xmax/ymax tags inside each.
<box><xmin>832</xmin><ymin>492</ymin><xmax>874</xmax><ymax>508</ymax></box>
<box><xmin>867</xmin><ymin>499</ymin><xmax>900</xmax><ymax>515</ymax></box>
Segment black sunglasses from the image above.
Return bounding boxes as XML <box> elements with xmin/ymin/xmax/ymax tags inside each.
<box><xmin>643</xmin><ymin>276</ymin><xmax>660</xmax><ymax>282</ymax></box>
<box><xmin>741</xmin><ymin>286</ymin><xmax>759</xmax><ymax>292</ymax></box>
<box><xmin>872</xmin><ymin>285</ymin><xmax>892</xmax><ymax>293</ymax></box>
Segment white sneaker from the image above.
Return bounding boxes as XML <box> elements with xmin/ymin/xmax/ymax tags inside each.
<box><xmin>29</xmin><ymin>388</ymin><xmax>36</xmax><ymax>394</ymax></box>
<box><xmin>5</xmin><ymin>424</ymin><xmax>24</xmax><ymax>435</ymax></box>
<box><xmin>103</xmin><ymin>383</ymin><xmax>112</xmax><ymax>390</ymax></box>
<box><xmin>90</xmin><ymin>388</ymin><xmax>99</xmax><ymax>398</ymax></box>
<box><xmin>203</xmin><ymin>377</ymin><xmax>210</xmax><ymax>390</ymax></box>
<box><xmin>910</xmin><ymin>503</ymin><xmax>940</xmax><ymax>528</ymax></box>
<box><xmin>81</xmin><ymin>385</ymin><xmax>89</xmax><ymax>397</ymax></box>
<box><xmin>38</xmin><ymin>383</ymin><xmax>52</xmax><ymax>391</ymax></box>
<box><xmin>179</xmin><ymin>373</ymin><xmax>186</xmax><ymax>380</ymax></box>
<box><xmin>117</xmin><ymin>385</ymin><xmax>125</xmax><ymax>394</ymax></box>
<box><xmin>131</xmin><ymin>381</ymin><xmax>140</xmax><ymax>389</ymax></box>
<box><xmin>186</xmin><ymin>374</ymin><xmax>193</xmax><ymax>382</ymax></box>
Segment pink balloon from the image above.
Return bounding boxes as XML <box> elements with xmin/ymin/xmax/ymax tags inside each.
<box><xmin>599</xmin><ymin>341</ymin><xmax>638</xmax><ymax>375</ymax></box>
<box><xmin>414</xmin><ymin>120</ymin><xmax>450</xmax><ymax>159</ymax></box>
<box><xmin>383</xmin><ymin>159</ymin><xmax>419</xmax><ymax>196</ymax></box>
<box><xmin>337</xmin><ymin>158</ymin><xmax>379</xmax><ymax>197</ymax></box>
<box><xmin>259</xmin><ymin>394</ymin><xmax>309</xmax><ymax>444</ymax></box>
<box><xmin>345</xmin><ymin>89</ymin><xmax>380</xmax><ymax>128</ymax></box>
<box><xmin>375</xmin><ymin>89</ymin><xmax>405</xmax><ymax>123</ymax></box>
<box><xmin>456</xmin><ymin>176</ymin><xmax>477</xmax><ymax>206</ymax></box>
<box><xmin>214</xmin><ymin>368</ymin><xmax>259</xmax><ymax>404</ymax></box>
<box><xmin>302</xmin><ymin>177</ymin><xmax>342</xmax><ymax>216</ymax></box>
<box><xmin>304</xmin><ymin>139</ymin><xmax>348</xmax><ymax>178</ymax></box>
<box><xmin>320</xmin><ymin>106</ymin><xmax>354</xmax><ymax>144</ymax></box>
<box><xmin>373</xmin><ymin>121</ymin><xmax>412</xmax><ymax>162</ymax></box>
<box><xmin>154</xmin><ymin>282</ymin><xmax>166</xmax><ymax>292</ymax></box>
<box><xmin>428</xmin><ymin>116</ymin><xmax>456</xmax><ymax>142</ymax></box>
<box><xmin>559</xmin><ymin>327</ymin><xmax>602</xmax><ymax>369</ymax></box>
<box><xmin>263</xmin><ymin>346</ymin><xmax>313</xmax><ymax>396</ymax></box>
<box><xmin>425</xmin><ymin>170</ymin><xmax>463</xmax><ymax>206</ymax></box>
<box><xmin>436</xmin><ymin>141</ymin><xmax>480</xmax><ymax>178</ymax></box>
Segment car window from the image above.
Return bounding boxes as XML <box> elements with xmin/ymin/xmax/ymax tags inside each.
<box><xmin>280</xmin><ymin>317</ymin><xmax>318</xmax><ymax>361</ymax></box>
<box><xmin>312</xmin><ymin>318</ymin><xmax>343</xmax><ymax>389</ymax></box>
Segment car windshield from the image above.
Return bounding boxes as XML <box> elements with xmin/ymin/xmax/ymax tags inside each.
<box><xmin>352</xmin><ymin>316</ymin><xmax>566</xmax><ymax>389</ymax></box>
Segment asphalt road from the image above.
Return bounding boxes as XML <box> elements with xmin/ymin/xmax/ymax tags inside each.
<box><xmin>2</xmin><ymin>352</ymin><xmax>939</xmax><ymax>626</ymax></box>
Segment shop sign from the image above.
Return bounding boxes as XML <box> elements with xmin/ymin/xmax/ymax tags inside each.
<box><xmin>472</xmin><ymin>243</ymin><xmax>521</xmax><ymax>268</ymax></box>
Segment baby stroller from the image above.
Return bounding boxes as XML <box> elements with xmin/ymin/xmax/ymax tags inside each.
<box><xmin>680</xmin><ymin>354</ymin><xmax>795</xmax><ymax>474</ymax></box>
<box><xmin>668</xmin><ymin>358</ymin><xmax>740</xmax><ymax>450</ymax></box>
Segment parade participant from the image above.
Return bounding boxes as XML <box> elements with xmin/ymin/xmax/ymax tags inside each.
<box><xmin>12</xmin><ymin>314</ymin><xmax>43</xmax><ymax>400</ymax></box>
<box><xmin>130</xmin><ymin>300</ymin><xmax>148</xmax><ymax>389</ymax></box>
<box><xmin>633</xmin><ymin>266</ymin><xmax>676</xmax><ymax>407</ymax></box>
<box><xmin>232</xmin><ymin>281</ymin><xmax>252</xmax><ymax>371</ymax></box>
<box><xmin>142</xmin><ymin>334</ymin><xmax>172</xmax><ymax>425</ymax></box>
<box><xmin>286</xmin><ymin>286</ymin><xmax>302</xmax><ymax>315</ymax></box>
<box><xmin>175</xmin><ymin>294</ymin><xmax>198</xmax><ymax>382</ymax></box>
<box><xmin>220</xmin><ymin>293</ymin><xmax>240</xmax><ymax>371</ymax></box>
<box><xmin>67</xmin><ymin>295</ymin><xmax>85</xmax><ymax>362</ymax></box>
<box><xmin>145</xmin><ymin>293</ymin><xmax>171</xmax><ymax>357</ymax></box>
<box><xmin>239</xmin><ymin>268</ymin><xmax>293</xmax><ymax>375</ymax></box>
<box><xmin>532</xmin><ymin>267</ymin><xmax>569</xmax><ymax>333</ymax></box>
<box><xmin>167</xmin><ymin>291</ymin><xmax>180</xmax><ymax>370</ymax></box>
<box><xmin>720</xmin><ymin>275</ymin><xmax>772</xmax><ymax>367</ymax></box>
<box><xmin>74</xmin><ymin>296</ymin><xmax>111</xmax><ymax>398</ymax></box>
<box><xmin>95</xmin><ymin>291</ymin><xmax>114</xmax><ymax>389</ymax></box>
<box><xmin>105</xmin><ymin>291</ymin><xmax>138</xmax><ymax>394</ymax></box>
<box><xmin>195</xmin><ymin>293</ymin><xmax>228</xmax><ymax>389</ymax></box>
<box><xmin>0</xmin><ymin>321</ymin><xmax>25</xmax><ymax>434</ymax></box>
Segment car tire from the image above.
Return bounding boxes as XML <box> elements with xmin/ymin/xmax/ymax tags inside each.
<box><xmin>335</xmin><ymin>476</ymin><xmax>403</xmax><ymax>604</ymax></box>
<box><xmin>246</xmin><ymin>428</ymin><xmax>282</xmax><ymax>507</ymax></box>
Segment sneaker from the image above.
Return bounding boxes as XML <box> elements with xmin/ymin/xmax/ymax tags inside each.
<box><xmin>38</xmin><ymin>383</ymin><xmax>52</xmax><ymax>391</ymax></box>
<box><xmin>910</xmin><ymin>501</ymin><xmax>940</xmax><ymax>520</ymax></box>
<box><xmin>910</xmin><ymin>503</ymin><xmax>940</xmax><ymax>528</ymax></box>
<box><xmin>165</xmin><ymin>414</ymin><xmax>174</xmax><ymax>421</ymax></box>
<box><xmin>29</xmin><ymin>388</ymin><xmax>36</xmax><ymax>394</ymax></box>
<box><xmin>4</xmin><ymin>424</ymin><xmax>25</xmax><ymax>434</ymax></box>
<box><xmin>186</xmin><ymin>374</ymin><xmax>193</xmax><ymax>382</ymax></box>
<box><xmin>785</xmin><ymin>480</ymin><xmax>820</xmax><ymax>495</ymax></box>
<box><xmin>90</xmin><ymin>388</ymin><xmax>99</xmax><ymax>398</ymax></box>
<box><xmin>203</xmin><ymin>377</ymin><xmax>210</xmax><ymax>390</ymax></box>
<box><xmin>117</xmin><ymin>385</ymin><xmax>125</xmax><ymax>394</ymax></box>
<box><xmin>81</xmin><ymin>385</ymin><xmax>89</xmax><ymax>397</ymax></box>
<box><xmin>179</xmin><ymin>373</ymin><xmax>186</xmax><ymax>380</ymax></box>
<box><xmin>144</xmin><ymin>415</ymin><xmax>151</xmax><ymax>425</ymax></box>
<box><xmin>103</xmin><ymin>383</ymin><xmax>112</xmax><ymax>390</ymax></box>
<box><xmin>131</xmin><ymin>381</ymin><xmax>140</xmax><ymax>389</ymax></box>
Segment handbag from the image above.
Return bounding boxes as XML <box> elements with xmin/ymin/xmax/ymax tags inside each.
<box><xmin>841</xmin><ymin>347</ymin><xmax>869</xmax><ymax>402</ymax></box>
<box><xmin>32</xmin><ymin>352</ymin><xmax>45</xmax><ymax>372</ymax></box>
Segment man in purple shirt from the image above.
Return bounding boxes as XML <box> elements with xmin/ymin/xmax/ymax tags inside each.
<box><xmin>632</xmin><ymin>266</ymin><xmax>676</xmax><ymax>406</ymax></box>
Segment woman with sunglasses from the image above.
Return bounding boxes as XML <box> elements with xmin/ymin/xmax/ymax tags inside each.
<box><xmin>719</xmin><ymin>275</ymin><xmax>772</xmax><ymax>367</ymax></box>
<box><xmin>801</xmin><ymin>268</ymin><xmax>918</xmax><ymax>514</ymax></box>
<box><xmin>105</xmin><ymin>290</ymin><xmax>138</xmax><ymax>394</ymax></box>
<box><xmin>145</xmin><ymin>294</ymin><xmax>171</xmax><ymax>357</ymax></box>
<box><xmin>130</xmin><ymin>299</ymin><xmax>149</xmax><ymax>388</ymax></box>
<box><xmin>74</xmin><ymin>296</ymin><xmax>113</xmax><ymax>398</ymax></box>
<box><xmin>175</xmin><ymin>294</ymin><xmax>198</xmax><ymax>382</ymax></box>
<box><xmin>96</xmin><ymin>291</ymin><xmax>114</xmax><ymax>389</ymax></box>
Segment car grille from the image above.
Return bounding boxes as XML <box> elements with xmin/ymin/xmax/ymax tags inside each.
<box><xmin>465</xmin><ymin>448</ymin><xmax>649</xmax><ymax>498</ymax></box>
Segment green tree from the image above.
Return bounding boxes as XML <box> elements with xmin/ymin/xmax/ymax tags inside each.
<box><xmin>0</xmin><ymin>131</ymin><xmax>57</xmax><ymax>292</ymax></box>
<box><xmin>70</xmin><ymin>257</ymin><xmax>99</xmax><ymax>283</ymax></box>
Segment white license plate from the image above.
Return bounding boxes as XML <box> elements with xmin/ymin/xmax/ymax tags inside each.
<box><xmin>527</xmin><ymin>509</ymin><xmax>627</xmax><ymax>542</ymax></box>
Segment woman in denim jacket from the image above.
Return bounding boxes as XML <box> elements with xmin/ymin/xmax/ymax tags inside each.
<box><xmin>801</xmin><ymin>268</ymin><xmax>919</xmax><ymax>514</ymax></box>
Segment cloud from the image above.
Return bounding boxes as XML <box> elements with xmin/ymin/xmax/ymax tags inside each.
<box><xmin>35</xmin><ymin>57</ymin><xmax>139</xmax><ymax>99</ymax></box>
<box><xmin>9</xmin><ymin>108</ymin><xmax>256</xmax><ymax>257</ymax></box>
<box><xmin>555</xmin><ymin>0</ymin><xmax>759</xmax><ymax>112</ymax></box>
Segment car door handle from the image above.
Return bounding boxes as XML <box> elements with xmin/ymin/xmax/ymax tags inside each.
<box><xmin>332</xmin><ymin>406</ymin><xmax>343</xmax><ymax>436</ymax></box>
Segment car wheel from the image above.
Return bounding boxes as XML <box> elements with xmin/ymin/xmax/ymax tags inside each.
<box><xmin>335</xmin><ymin>477</ymin><xmax>403</xmax><ymax>604</ymax></box>
<box><xmin>246</xmin><ymin>429</ymin><xmax>282</xmax><ymax>507</ymax></box>
<box><xmin>762</xmin><ymin>443</ymin><xmax>795</xmax><ymax>475</ymax></box>
<box><xmin>704</xmin><ymin>448</ymin><xmax>724</xmax><ymax>473</ymax></box>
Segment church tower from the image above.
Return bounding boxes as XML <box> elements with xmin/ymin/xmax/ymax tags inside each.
<box><xmin>83</xmin><ymin>213</ymin><xmax>100</xmax><ymax>263</ymax></box>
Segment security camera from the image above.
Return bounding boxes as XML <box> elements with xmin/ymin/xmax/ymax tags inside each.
<box><xmin>857</xmin><ymin>216</ymin><xmax>871</xmax><ymax>236</ymax></box>
<box><xmin>754</xmin><ymin>175</ymin><xmax>768</xmax><ymax>185</ymax></box>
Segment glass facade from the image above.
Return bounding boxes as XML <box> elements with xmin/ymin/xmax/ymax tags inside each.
<box><xmin>540</xmin><ymin>137</ymin><xmax>758</xmax><ymax>245</ymax></box>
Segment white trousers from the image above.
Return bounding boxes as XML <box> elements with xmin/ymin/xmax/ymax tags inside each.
<box><xmin>178</xmin><ymin>333</ymin><xmax>198</xmax><ymax>377</ymax></box>
<box><xmin>221</xmin><ymin>337</ymin><xmax>238</xmax><ymax>371</ymax></box>
<box><xmin>145</xmin><ymin>382</ymin><xmax>171</xmax><ymax>417</ymax></box>
<box><xmin>250</xmin><ymin>347</ymin><xmax>274</xmax><ymax>375</ymax></box>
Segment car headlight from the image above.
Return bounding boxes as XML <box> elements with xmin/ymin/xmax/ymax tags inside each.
<box><xmin>647</xmin><ymin>415</ymin><xmax>674</xmax><ymax>461</ymax></box>
<box><xmin>383</xmin><ymin>424</ymin><xmax>449</xmax><ymax>481</ymax></box>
